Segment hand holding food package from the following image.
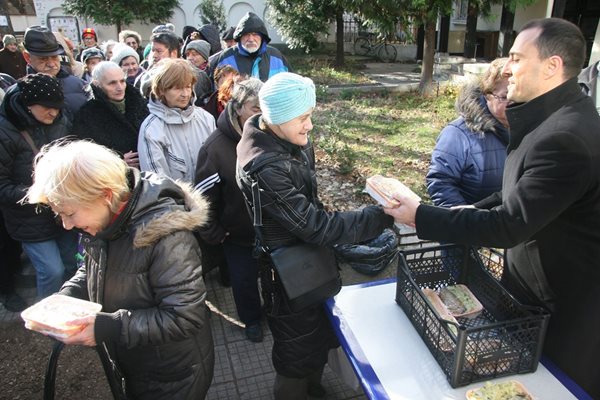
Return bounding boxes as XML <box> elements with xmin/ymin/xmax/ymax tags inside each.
<box><xmin>21</xmin><ymin>294</ymin><xmax>102</xmax><ymax>339</ymax></box>
<box><xmin>366</xmin><ymin>175</ymin><xmax>421</xmax><ymax>208</ymax></box>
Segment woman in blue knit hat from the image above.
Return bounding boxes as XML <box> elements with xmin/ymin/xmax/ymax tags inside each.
<box><xmin>236</xmin><ymin>72</ymin><xmax>394</xmax><ymax>399</ymax></box>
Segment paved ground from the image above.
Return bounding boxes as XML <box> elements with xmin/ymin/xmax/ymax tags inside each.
<box><xmin>0</xmin><ymin>226</ymin><xmax>424</xmax><ymax>399</ymax></box>
<box><xmin>0</xmin><ymin>257</ymin><xmax>374</xmax><ymax>400</ymax></box>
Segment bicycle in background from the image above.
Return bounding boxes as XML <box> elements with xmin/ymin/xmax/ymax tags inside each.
<box><xmin>354</xmin><ymin>32</ymin><xmax>397</xmax><ymax>63</ymax></box>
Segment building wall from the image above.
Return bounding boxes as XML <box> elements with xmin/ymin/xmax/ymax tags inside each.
<box><xmin>447</xmin><ymin>0</ymin><xmax>551</xmax><ymax>54</ymax></box>
<box><xmin>30</xmin><ymin>0</ymin><xmax>283</xmax><ymax>49</ymax></box>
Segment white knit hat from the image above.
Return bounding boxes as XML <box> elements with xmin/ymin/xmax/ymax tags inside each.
<box><xmin>110</xmin><ymin>43</ymin><xmax>140</xmax><ymax>66</ymax></box>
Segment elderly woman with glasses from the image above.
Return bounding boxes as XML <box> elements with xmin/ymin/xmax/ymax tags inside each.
<box><xmin>426</xmin><ymin>57</ymin><xmax>510</xmax><ymax>207</ymax></box>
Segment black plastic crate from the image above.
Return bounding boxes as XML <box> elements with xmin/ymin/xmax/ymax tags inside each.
<box><xmin>395</xmin><ymin>244</ymin><xmax>550</xmax><ymax>388</ymax></box>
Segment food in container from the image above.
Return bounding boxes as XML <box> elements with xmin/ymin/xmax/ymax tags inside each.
<box><xmin>21</xmin><ymin>294</ymin><xmax>102</xmax><ymax>339</ymax></box>
<box><xmin>366</xmin><ymin>175</ymin><xmax>421</xmax><ymax>208</ymax></box>
<box><xmin>439</xmin><ymin>284</ymin><xmax>483</xmax><ymax>318</ymax></box>
<box><xmin>465</xmin><ymin>380</ymin><xmax>533</xmax><ymax>400</ymax></box>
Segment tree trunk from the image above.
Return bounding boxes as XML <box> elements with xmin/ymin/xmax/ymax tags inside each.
<box><xmin>498</xmin><ymin>2</ymin><xmax>515</xmax><ymax>57</ymax></box>
<box><xmin>334</xmin><ymin>8</ymin><xmax>345</xmax><ymax>67</ymax></box>
<box><xmin>463</xmin><ymin>0</ymin><xmax>479</xmax><ymax>58</ymax></box>
<box><xmin>419</xmin><ymin>21</ymin><xmax>436</xmax><ymax>95</ymax></box>
<box><xmin>116</xmin><ymin>20</ymin><xmax>122</xmax><ymax>35</ymax></box>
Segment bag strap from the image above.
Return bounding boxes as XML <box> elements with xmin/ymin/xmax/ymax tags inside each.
<box><xmin>43</xmin><ymin>340</ymin><xmax>64</xmax><ymax>400</ymax></box>
<box><xmin>20</xmin><ymin>129</ymin><xmax>39</xmax><ymax>155</ymax></box>
<box><xmin>250</xmin><ymin>177</ymin><xmax>269</xmax><ymax>253</ymax></box>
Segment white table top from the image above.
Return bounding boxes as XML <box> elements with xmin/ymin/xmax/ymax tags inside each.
<box><xmin>326</xmin><ymin>280</ymin><xmax>583</xmax><ymax>400</ymax></box>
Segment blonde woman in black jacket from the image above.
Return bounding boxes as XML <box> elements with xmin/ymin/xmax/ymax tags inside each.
<box><xmin>26</xmin><ymin>141</ymin><xmax>215</xmax><ymax>399</ymax></box>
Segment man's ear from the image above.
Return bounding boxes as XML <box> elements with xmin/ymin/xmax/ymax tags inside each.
<box><xmin>23</xmin><ymin>51</ymin><xmax>31</xmax><ymax>64</ymax></box>
<box><xmin>544</xmin><ymin>55</ymin><xmax>564</xmax><ymax>80</ymax></box>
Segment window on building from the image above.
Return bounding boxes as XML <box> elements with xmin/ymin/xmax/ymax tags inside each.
<box><xmin>453</xmin><ymin>0</ymin><xmax>469</xmax><ymax>22</ymax></box>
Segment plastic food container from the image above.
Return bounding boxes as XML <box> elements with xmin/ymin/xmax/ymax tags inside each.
<box><xmin>396</xmin><ymin>244</ymin><xmax>550</xmax><ymax>388</ymax></box>
<box><xmin>21</xmin><ymin>294</ymin><xmax>102</xmax><ymax>339</ymax></box>
<box><xmin>365</xmin><ymin>175</ymin><xmax>421</xmax><ymax>208</ymax></box>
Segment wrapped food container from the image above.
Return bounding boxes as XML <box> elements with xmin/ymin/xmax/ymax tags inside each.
<box><xmin>21</xmin><ymin>294</ymin><xmax>102</xmax><ymax>339</ymax></box>
<box><xmin>396</xmin><ymin>244</ymin><xmax>550</xmax><ymax>388</ymax></box>
<box><xmin>365</xmin><ymin>175</ymin><xmax>421</xmax><ymax>208</ymax></box>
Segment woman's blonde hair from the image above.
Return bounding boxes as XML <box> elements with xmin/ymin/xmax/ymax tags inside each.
<box><xmin>151</xmin><ymin>58</ymin><xmax>198</xmax><ymax>100</ymax></box>
<box><xmin>25</xmin><ymin>140</ymin><xmax>130</xmax><ymax>213</ymax></box>
<box><xmin>481</xmin><ymin>57</ymin><xmax>509</xmax><ymax>95</ymax></box>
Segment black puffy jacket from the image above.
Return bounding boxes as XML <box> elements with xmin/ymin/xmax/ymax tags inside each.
<box><xmin>236</xmin><ymin>115</ymin><xmax>393</xmax><ymax>377</ymax></box>
<box><xmin>0</xmin><ymin>83</ymin><xmax>71</xmax><ymax>242</ymax></box>
<box><xmin>60</xmin><ymin>170</ymin><xmax>214</xmax><ymax>399</ymax></box>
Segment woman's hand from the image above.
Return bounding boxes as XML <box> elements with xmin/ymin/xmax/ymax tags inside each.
<box><xmin>59</xmin><ymin>314</ymin><xmax>97</xmax><ymax>347</ymax></box>
<box><xmin>383</xmin><ymin>193</ymin><xmax>420</xmax><ymax>227</ymax></box>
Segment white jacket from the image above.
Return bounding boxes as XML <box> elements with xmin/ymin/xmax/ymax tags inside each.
<box><xmin>138</xmin><ymin>97</ymin><xmax>216</xmax><ymax>182</ymax></box>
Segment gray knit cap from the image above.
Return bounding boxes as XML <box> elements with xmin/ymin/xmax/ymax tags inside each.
<box><xmin>184</xmin><ymin>40</ymin><xmax>210</xmax><ymax>61</ymax></box>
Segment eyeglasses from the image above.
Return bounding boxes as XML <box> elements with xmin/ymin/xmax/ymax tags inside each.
<box><xmin>489</xmin><ymin>93</ymin><xmax>508</xmax><ymax>102</ymax></box>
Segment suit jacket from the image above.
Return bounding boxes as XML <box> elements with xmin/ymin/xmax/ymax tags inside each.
<box><xmin>415</xmin><ymin>79</ymin><xmax>600</xmax><ymax>398</ymax></box>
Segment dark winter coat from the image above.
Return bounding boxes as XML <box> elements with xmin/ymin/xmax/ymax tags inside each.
<box><xmin>209</xmin><ymin>13</ymin><xmax>290</xmax><ymax>82</ymax></box>
<box><xmin>415</xmin><ymin>79</ymin><xmax>600</xmax><ymax>399</ymax></box>
<box><xmin>426</xmin><ymin>80</ymin><xmax>509</xmax><ymax>206</ymax></box>
<box><xmin>0</xmin><ymin>83</ymin><xmax>71</xmax><ymax>242</ymax></box>
<box><xmin>194</xmin><ymin>102</ymin><xmax>253</xmax><ymax>246</ymax></box>
<box><xmin>236</xmin><ymin>114</ymin><xmax>393</xmax><ymax>377</ymax></box>
<box><xmin>73</xmin><ymin>83</ymin><xmax>148</xmax><ymax>156</ymax></box>
<box><xmin>60</xmin><ymin>169</ymin><xmax>214</xmax><ymax>400</ymax></box>
<box><xmin>26</xmin><ymin>65</ymin><xmax>91</xmax><ymax>119</ymax></box>
<box><xmin>0</xmin><ymin>48</ymin><xmax>27</xmax><ymax>79</ymax></box>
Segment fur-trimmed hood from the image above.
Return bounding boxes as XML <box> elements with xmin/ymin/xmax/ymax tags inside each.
<box><xmin>98</xmin><ymin>169</ymin><xmax>209</xmax><ymax>248</ymax></box>
<box><xmin>456</xmin><ymin>78</ymin><xmax>502</xmax><ymax>135</ymax></box>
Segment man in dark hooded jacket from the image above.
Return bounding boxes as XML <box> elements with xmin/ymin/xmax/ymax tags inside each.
<box><xmin>209</xmin><ymin>12</ymin><xmax>290</xmax><ymax>82</ymax></box>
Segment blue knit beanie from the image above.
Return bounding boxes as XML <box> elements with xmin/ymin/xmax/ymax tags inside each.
<box><xmin>259</xmin><ymin>72</ymin><xmax>316</xmax><ymax>125</ymax></box>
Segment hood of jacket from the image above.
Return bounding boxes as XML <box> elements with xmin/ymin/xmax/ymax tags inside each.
<box><xmin>0</xmin><ymin>83</ymin><xmax>63</xmax><ymax>131</ymax></box>
<box><xmin>577</xmin><ymin>61</ymin><xmax>599</xmax><ymax>95</ymax></box>
<box><xmin>198</xmin><ymin>24</ymin><xmax>222</xmax><ymax>55</ymax></box>
<box><xmin>456</xmin><ymin>79</ymin><xmax>503</xmax><ymax>135</ymax></box>
<box><xmin>147</xmin><ymin>96</ymin><xmax>197</xmax><ymax>125</ymax></box>
<box><xmin>217</xmin><ymin>101</ymin><xmax>244</xmax><ymax>143</ymax></box>
<box><xmin>233</xmin><ymin>12</ymin><xmax>271</xmax><ymax>44</ymax></box>
<box><xmin>97</xmin><ymin>169</ymin><xmax>209</xmax><ymax>248</ymax></box>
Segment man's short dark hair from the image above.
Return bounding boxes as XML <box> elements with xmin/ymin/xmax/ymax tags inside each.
<box><xmin>150</xmin><ymin>32</ymin><xmax>180</xmax><ymax>57</ymax></box>
<box><xmin>521</xmin><ymin>18</ymin><xmax>586</xmax><ymax>79</ymax></box>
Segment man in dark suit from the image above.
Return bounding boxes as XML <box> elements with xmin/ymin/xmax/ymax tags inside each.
<box><xmin>385</xmin><ymin>18</ymin><xmax>600</xmax><ymax>399</ymax></box>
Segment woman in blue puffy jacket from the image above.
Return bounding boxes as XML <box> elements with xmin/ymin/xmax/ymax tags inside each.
<box><xmin>426</xmin><ymin>58</ymin><xmax>509</xmax><ymax>207</ymax></box>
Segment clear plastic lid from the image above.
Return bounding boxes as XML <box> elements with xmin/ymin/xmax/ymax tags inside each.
<box><xmin>21</xmin><ymin>294</ymin><xmax>102</xmax><ymax>338</ymax></box>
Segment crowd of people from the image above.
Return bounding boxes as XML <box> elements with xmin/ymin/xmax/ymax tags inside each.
<box><xmin>0</xmin><ymin>14</ymin><xmax>599</xmax><ymax>400</ymax></box>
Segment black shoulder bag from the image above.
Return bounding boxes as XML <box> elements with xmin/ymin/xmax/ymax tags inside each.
<box><xmin>250</xmin><ymin>171</ymin><xmax>341</xmax><ymax>313</ymax></box>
